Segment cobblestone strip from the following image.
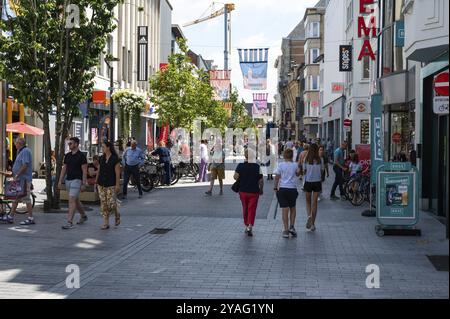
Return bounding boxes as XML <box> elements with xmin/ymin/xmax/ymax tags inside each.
<box><xmin>34</xmin><ymin>216</ymin><xmax>188</xmax><ymax>299</ymax></box>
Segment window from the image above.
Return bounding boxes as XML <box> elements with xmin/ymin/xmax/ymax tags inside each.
<box><xmin>128</xmin><ymin>50</ymin><xmax>132</xmax><ymax>84</ymax></box>
<box><xmin>360</xmin><ymin>120</ymin><xmax>370</xmax><ymax>144</ymax></box>
<box><xmin>310</xmin><ymin>76</ymin><xmax>319</xmax><ymax>91</ymax></box>
<box><xmin>346</xmin><ymin>0</ymin><xmax>353</xmax><ymax>26</ymax></box>
<box><xmin>122</xmin><ymin>47</ymin><xmax>127</xmax><ymax>82</ymax></box>
<box><xmin>381</xmin><ymin>26</ymin><xmax>393</xmax><ymax>75</ymax></box>
<box><xmin>362</xmin><ymin>55</ymin><xmax>370</xmax><ymax>79</ymax></box>
<box><xmin>171</xmin><ymin>40</ymin><xmax>175</xmax><ymax>54</ymax></box>
<box><xmin>310</xmin><ymin>48</ymin><xmax>320</xmax><ymax>64</ymax></box>
<box><xmin>309</xmin><ymin>22</ymin><xmax>320</xmax><ymax>38</ymax></box>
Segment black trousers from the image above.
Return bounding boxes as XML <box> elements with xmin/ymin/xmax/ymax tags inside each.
<box><xmin>123</xmin><ymin>164</ymin><xmax>142</xmax><ymax>196</ymax></box>
<box><xmin>331</xmin><ymin>165</ymin><xmax>344</xmax><ymax>197</ymax></box>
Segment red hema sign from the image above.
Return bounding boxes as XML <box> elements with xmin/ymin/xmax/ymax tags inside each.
<box><xmin>358</xmin><ymin>0</ymin><xmax>377</xmax><ymax>61</ymax></box>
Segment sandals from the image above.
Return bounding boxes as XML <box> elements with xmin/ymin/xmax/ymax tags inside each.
<box><xmin>115</xmin><ymin>214</ymin><xmax>121</xmax><ymax>226</ymax></box>
<box><xmin>101</xmin><ymin>224</ymin><xmax>110</xmax><ymax>230</ymax></box>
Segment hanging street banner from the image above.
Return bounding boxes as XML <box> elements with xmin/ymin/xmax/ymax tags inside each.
<box><xmin>238</xmin><ymin>48</ymin><xmax>269</xmax><ymax>90</ymax></box>
<box><xmin>252</xmin><ymin>93</ymin><xmax>269</xmax><ymax>118</ymax></box>
<box><xmin>210</xmin><ymin>70</ymin><xmax>231</xmax><ymax>101</ymax></box>
<box><xmin>137</xmin><ymin>26</ymin><xmax>149</xmax><ymax>81</ymax></box>
<box><xmin>222</xmin><ymin>102</ymin><xmax>233</xmax><ymax>118</ymax></box>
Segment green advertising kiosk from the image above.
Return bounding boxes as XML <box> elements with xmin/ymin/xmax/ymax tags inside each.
<box><xmin>375</xmin><ymin>162</ymin><xmax>421</xmax><ymax>237</ymax></box>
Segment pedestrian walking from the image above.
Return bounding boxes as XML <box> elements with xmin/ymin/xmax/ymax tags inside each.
<box><xmin>59</xmin><ymin>137</ymin><xmax>88</xmax><ymax>230</ymax></box>
<box><xmin>330</xmin><ymin>141</ymin><xmax>348</xmax><ymax>200</ymax></box>
<box><xmin>96</xmin><ymin>141</ymin><xmax>121</xmax><ymax>230</ymax></box>
<box><xmin>234</xmin><ymin>149</ymin><xmax>264</xmax><ymax>237</ymax></box>
<box><xmin>197</xmin><ymin>140</ymin><xmax>209</xmax><ymax>182</ymax></box>
<box><xmin>3</xmin><ymin>138</ymin><xmax>35</xmax><ymax>225</ymax></box>
<box><xmin>303</xmin><ymin>143</ymin><xmax>324</xmax><ymax>232</ymax></box>
<box><xmin>318</xmin><ymin>146</ymin><xmax>329</xmax><ymax>201</ymax></box>
<box><xmin>205</xmin><ymin>140</ymin><xmax>225</xmax><ymax>196</ymax></box>
<box><xmin>295</xmin><ymin>141</ymin><xmax>304</xmax><ymax>163</ymax></box>
<box><xmin>285</xmin><ymin>138</ymin><xmax>294</xmax><ymax>150</ymax></box>
<box><xmin>151</xmin><ymin>141</ymin><xmax>172</xmax><ymax>186</ymax></box>
<box><xmin>265</xmin><ymin>139</ymin><xmax>276</xmax><ymax>180</ymax></box>
<box><xmin>122</xmin><ymin>139</ymin><xmax>145</xmax><ymax>199</ymax></box>
<box><xmin>298</xmin><ymin>143</ymin><xmax>310</xmax><ymax>187</ymax></box>
<box><xmin>274</xmin><ymin>148</ymin><xmax>301</xmax><ymax>238</ymax></box>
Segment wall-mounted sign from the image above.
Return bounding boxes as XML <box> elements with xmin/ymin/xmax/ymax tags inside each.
<box><xmin>394</xmin><ymin>20</ymin><xmax>405</xmax><ymax>47</ymax></box>
<box><xmin>332</xmin><ymin>82</ymin><xmax>344</xmax><ymax>94</ymax></box>
<box><xmin>137</xmin><ymin>26</ymin><xmax>149</xmax><ymax>81</ymax></box>
<box><xmin>357</xmin><ymin>0</ymin><xmax>377</xmax><ymax>61</ymax></box>
<box><xmin>357</xmin><ymin>103</ymin><xmax>366</xmax><ymax>112</ymax></box>
<box><xmin>339</xmin><ymin>45</ymin><xmax>352</xmax><ymax>72</ymax></box>
<box><xmin>92</xmin><ymin>90</ymin><xmax>107</xmax><ymax>104</ymax></box>
<box><xmin>433</xmin><ymin>96</ymin><xmax>449</xmax><ymax>115</ymax></box>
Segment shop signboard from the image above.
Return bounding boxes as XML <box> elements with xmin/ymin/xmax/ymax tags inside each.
<box><xmin>376</xmin><ymin>162</ymin><xmax>419</xmax><ymax>226</ymax></box>
<box><xmin>370</xmin><ymin>94</ymin><xmax>383</xmax><ymax>184</ymax></box>
<box><xmin>339</xmin><ymin>45</ymin><xmax>352</xmax><ymax>72</ymax></box>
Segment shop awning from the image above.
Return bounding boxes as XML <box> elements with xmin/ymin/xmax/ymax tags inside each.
<box><xmin>6</xmin><ymin>122</ymin><xmax>44</xmax><ymax>136</ymax></box>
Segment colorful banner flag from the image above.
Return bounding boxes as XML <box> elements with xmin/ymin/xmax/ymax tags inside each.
<box><xmin>238</xmin><ymin>48</ymin><xmax>269</xmax><ymax>90</ymax></box>
<box><xmin>159</xmin><ymin>124</ymin><xmax>169</xmax><ymax>144</ymax></box>
<box><xmin>210</xmin><ymin>70</ymin><xmax>231</xmax><ymax>101</ymax></box>
<box><xmin>252</xmin><ymin>93</ymin><xmax>268</xmax><ymax>118</ymax></box>
<box><xmin>222</xmin><ymin>102</ymin><xmax>233</xmax><ymax>118</ymax></box>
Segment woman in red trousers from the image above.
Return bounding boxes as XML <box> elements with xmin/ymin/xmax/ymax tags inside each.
<box><xmin>234</xmin><ymin>149</ymin><xmax>264</xmax><ymax>237</ymax></box>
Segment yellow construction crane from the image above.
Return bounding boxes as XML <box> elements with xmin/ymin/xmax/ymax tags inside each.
<box><xmin>183</xmin><ymin>3</ymin><xmax>235</xmax><ymax>71</ymax></box>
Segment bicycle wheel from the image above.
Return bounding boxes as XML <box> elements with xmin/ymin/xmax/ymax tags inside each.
<box><xmin>170</xmin><ymin>170</ymin><xmax>180</xmax><ymax>185</ymax></box>
<box><xmin>350</xmin><ymin>181</ymin><xmax>365</xmax><ymax>206</ymax></box>
<box><xmin>140</xmin><ymin>172</ymin><xmax>154</xmax><ymax>192</ymax></box>
<box><xmin>15</xmin><ymin>194</ymin><xmax>36</xmax><ymax>214</ymax></box>
<box><xmin>344</xmin><ymin>181</ymin><xmax>354</xmax><ymax>201</ymax></box>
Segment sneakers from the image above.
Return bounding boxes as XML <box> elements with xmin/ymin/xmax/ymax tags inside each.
<box><xmin>76</xmin><ymin>215</ymin><xmax>88</xmax><ymax>225</ymax></box>
<box><xmin>205</xmin><ymin>191</ymin><xmax>212</xmax><ymax>196</ymax></box>
<box><xmin>219</xmin><ymin>190</ymin><xmax>223</xmax><ymax>196</ymax></box>
<box><xmin>282</xmin><ymin>230</ymin><xmax>290</xmax><ymax>238</ymax></box>
<box><xmin>20</xmin><ymin>218</ymin><xmax>35</xmax><ymax>226</ymax></box>
<box><xmin>138</xmin><ymin>194</ymin><xmax>143</xmax><ymax>199</ymax></box>
<box><xmin>62</xmin><ymin>222</ymin><xmax>74</xmax><ymax>230</ymax></box>
<box><xmin>2</xmin><ymin>215</ymin><xmax>14</xmax><ymax>224</ymax></box>
<box><xmin>310</xmin><ymin>224</ymin><xmax>316</xmax><ymax>232</ymax></box>
<box><xmin>289</xmin><ymin>225</ymin><xmax>297</xmax><ymax>237</ymax></box>
<box><xmin>330</xmin><ymin>195</ymin><xmax>340</xmax><ymax>200</ymax></box>
<box><xmin>306</xmin><ymin>216</ymin><xmax>312</xmax><ymax>229</ymax></box>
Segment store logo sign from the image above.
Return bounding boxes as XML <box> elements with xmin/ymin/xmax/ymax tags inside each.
<box><xmin>357</xmin><ymin>103</ymin><xmax>366</xmax><ymax>112</ymax></box>
<box><xmin>357</xmin><ymin>0</ymin><xmax>377</xmax><ymax>61</ymax></box>
<box><xmin>339</xmin><ymin>45</ymin><xmax>352</xmax><ymax>72</ymax></box>
<box><xmin>374</xmin><ymin>118</ymin><xmax>382</xmax><ymax>161</ymax></box>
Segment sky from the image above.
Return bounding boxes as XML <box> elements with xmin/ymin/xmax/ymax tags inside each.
<box><xmin>170</xmin><ymin>0</ymin><xmax>318</xmax><ymax>103</ymax></box>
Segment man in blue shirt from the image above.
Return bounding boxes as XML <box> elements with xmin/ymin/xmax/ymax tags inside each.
<box><xmin>5</xmin><ymin>138</ymin><xmax>35</xmax><ymax>225</ymax></box>
<box><xmin>151</xmin><ymin>141</ymin><xmax>172</xmax><ymax>186</ymax></box>
<box><xmin>122</xmin><ymin>140</ymin><xmax>145</xmax><ymax>199</ymax></box>
<box><xmin>330</xmin><ymin>141</ymin><xmax>348</xmax><ymax>200</ymax></box>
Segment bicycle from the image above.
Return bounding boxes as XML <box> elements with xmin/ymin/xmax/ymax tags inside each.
<box><xmin>128</xmin><ymin>163</ymin><xmax>154</xmax><ymax>192</ymax></box>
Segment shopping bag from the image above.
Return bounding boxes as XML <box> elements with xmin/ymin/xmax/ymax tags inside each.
<box><xmin>4</xmin><ymin>180</ymin><xmax>27</xmax><ymax>199</ymax></box>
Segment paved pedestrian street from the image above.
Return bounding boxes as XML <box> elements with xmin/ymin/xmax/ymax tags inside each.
<box><xmin>0</xmin><ymin>170</ymin><xmax>448</xmax><ymax>299</ymax></box>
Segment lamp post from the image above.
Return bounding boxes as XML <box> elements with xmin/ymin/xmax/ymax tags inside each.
<box><xmin>104</xmin><ymin>56</ymin><xmax>120</xmax><ymax>143</ymax></box>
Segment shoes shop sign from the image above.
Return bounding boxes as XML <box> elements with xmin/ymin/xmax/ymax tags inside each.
<box><xmin>433</xmin><ymin>70</ymin><xmax>449</xmax><ymax>115</ymax></box>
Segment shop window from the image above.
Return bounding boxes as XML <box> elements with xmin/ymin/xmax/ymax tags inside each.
<box><xmin>360</xmin><ymin>119</ymin><xmax>370</xmax><ymax>144</ymax></box>
<box><xmin>128</xmin><ymin>50</ymin><xmax>132</xmax><ymax>84</ymax></box>
<box><xmin>362</xmin><ymin>55</ymin><xmax>370</xmax><ymax>79</ymax></box>
<box><xmin>381</xmin><ymin>26</ymin><xmax>393</xmax><ymax>76</ymax></box>
<box><xmin>390</xmin><ymin>111</ymin><xmax>409</xmax><ymax>161</ymax></box>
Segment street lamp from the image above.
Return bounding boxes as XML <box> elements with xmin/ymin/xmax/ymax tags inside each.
<box><xmin>104</xmin><ymin>55</ymin><xmax>120</xmax><ymax>143</ymax></box>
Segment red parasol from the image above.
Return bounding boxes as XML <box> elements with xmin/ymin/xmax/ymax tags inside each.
<box><xmin>6</xmin><ymin>122</ymin><xmax>44</xmax><ymax>136</ymax></box>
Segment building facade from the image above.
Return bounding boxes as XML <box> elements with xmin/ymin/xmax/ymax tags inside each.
<box><xmin>302</xmin><ymin>6</ymin><xmax>325</xmax><ymax>140</ymax></box>
<box><xmin>374</xmin><ymin>0</ymin><xmax>449</xmax><ymax>236</ymax></box>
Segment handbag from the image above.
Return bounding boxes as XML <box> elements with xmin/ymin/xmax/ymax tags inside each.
<box><xmin>231</xmin><ymin>179</ymin><xmax>240</xmax><ymax>193</ymax></box>
<box><xmin>4</xmin><ymin>179</ymin><xmax>27</xmax><ymax>199</ymax></box>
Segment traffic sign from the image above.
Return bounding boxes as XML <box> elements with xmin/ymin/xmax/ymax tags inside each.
<box><xmin>392</xmin><ymin>132</ymin><xmax>402</xmax><ymax>143</ymax></box>
<box><xmin>343</xmin><ymin>119</ymin><xmax>352</xmax><ymax>127</ymax></box>
<box><xmin>434</xmin><ymin>71</ymin><xmax>449</xmax><ymax>96</ymax></box>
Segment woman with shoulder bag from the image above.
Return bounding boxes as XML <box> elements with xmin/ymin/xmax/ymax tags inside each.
<box><xmin>303</xmin><ymin>144</ymin><xmax>324</xmax><ymax>232</ymax></box>
<box><xmin>233</xmin><ymin>149</ymin><xmax>263</xmax><ymax>237</ymax></box>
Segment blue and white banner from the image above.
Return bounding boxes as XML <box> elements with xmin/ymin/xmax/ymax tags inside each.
<box><xmin>238</xmin><ymin>48</ymin><xmax>269</xmax><ymax>91</ymax></box>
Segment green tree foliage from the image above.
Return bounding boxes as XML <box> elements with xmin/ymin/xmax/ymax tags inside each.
<box><xmin>149</xmin><ymin>38</ymin><xmax>228</xmax><ymax>131</ymax></box>
<box><xmin>227</xmin><ymin>89</ymin><xmax>255</xmax><ymax>129</ymax></box>
<box><xmin>0</xmin><ymin>0</ymin><xmax>122</xmax><ymax>208</ymax></box>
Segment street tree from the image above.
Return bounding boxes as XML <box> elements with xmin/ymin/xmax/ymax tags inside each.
<box><xmin>149</xmin><ymin>38</ymin><xmax>228</xmax><ymax>132</ymax></box>
<box><xmin>0</xmin><ymin>0</ymin><xmax>122</xmax><ymax>208</ymax></box>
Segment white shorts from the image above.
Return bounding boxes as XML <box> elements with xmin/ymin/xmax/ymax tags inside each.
<box><xmin>66</xmin><ymin>179</ymin><xmax>82</xmax><ymax>198</ymax></box>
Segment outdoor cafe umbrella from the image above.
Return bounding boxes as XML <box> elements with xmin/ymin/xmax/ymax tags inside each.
<box><xmin>6</xmin><ymin>122</ymin><xmax>44</xmax><ymax>136</ymax></box>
